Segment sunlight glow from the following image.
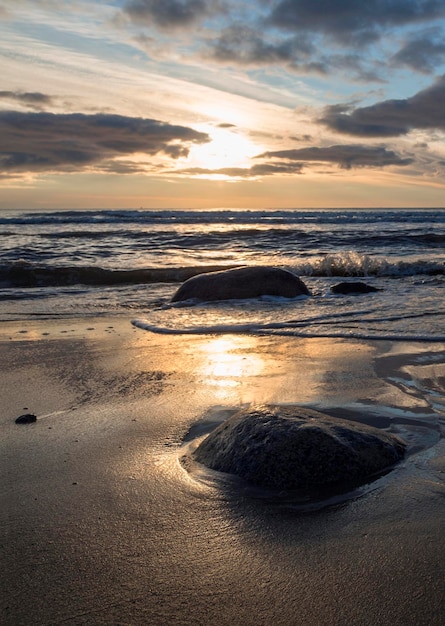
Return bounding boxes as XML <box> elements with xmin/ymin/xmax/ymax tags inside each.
<box><xmin>187</xmin><ymin>126</ymin><xmax>260</xmax><ymax>171</ymax></box>
<box><xmin>198</xmin><ymin>336</ymin><xmax>265</xmax><ymax>397</ymax></box>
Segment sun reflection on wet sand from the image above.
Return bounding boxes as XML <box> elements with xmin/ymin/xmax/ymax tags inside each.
<box><xmin>191</xmin><ymin>334</ymin><xmax>383</xmax><ymax>407</ymax></box>
<box><xmin>196</xmin><ymin>336</ymin><xmax>266</xmax><ymax>398</ymax></box>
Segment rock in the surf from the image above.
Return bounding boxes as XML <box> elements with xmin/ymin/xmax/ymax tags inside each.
<box><xmin>171</xmin><ymin>266</ymin><xmax>310</xmax><ymax>302</ymax></box>
<box><xmin>331</xmin><ymin>281</ymin><xmax>381</xmax><ymax>294</ymax></box>
<box><xmin>193</xmin><ymin>405</ymin><xmax>405</xmax><ymax>492</ymax></box>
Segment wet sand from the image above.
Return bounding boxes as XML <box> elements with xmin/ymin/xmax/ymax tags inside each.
<box><xmin>1</xmin><ymin>318</ymin><xmax>445</xmax><ymax>625</ymax></box>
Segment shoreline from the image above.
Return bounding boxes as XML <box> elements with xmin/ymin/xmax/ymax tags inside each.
<box><xmin>2</xmin><ymin>318</ymin><xmax>445</xmax><ymax>625</ymax></box>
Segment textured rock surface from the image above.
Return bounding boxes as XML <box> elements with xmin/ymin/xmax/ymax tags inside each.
<box><xmin>193</xmin><ymin>405</ymin><xmax>406</xmax><ymax>491</ymax></box>
<box><xmin>171</xmin><ymin>266</ymin><xmax>310</xmax><ymax>302</ymax></box>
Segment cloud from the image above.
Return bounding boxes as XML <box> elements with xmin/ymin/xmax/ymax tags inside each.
<box><xmin>290</xmin><ymin>134</ymin><xmax>313</xmax><ymax>142</ymax></box>
<box><xmin>176</xmin><ymin>162</ymin><xmax>305</xmax><ymax>178</ymax></box>
<box><xmin>0</xmin><ymin>91</ymin><xmax>55</xmax><ymax>110</ymax></box>
<box><xmin>391</xmin><ymin>29</ymin><xmax>445</xmax><ymax>72</ymax></box>
<box><xmin>259</xmin><ymin>145</ymin><xmax>413</xmax><ymax>169</ymax></box>
<box><xmin>206</xmin><ymin>24</ymin><xmax>316</xmax><ymax>68</ymax></box>
<box><xmin>123</xmin><ymin>0</ymin><xmax>221</xmax><ymax>29</ymax></box>
<box><xmin>321</xmin><ymin>75</ymin><xmax>445</xmax><ymax>136</ymax></box>
<box><xmin>0</xmin><ymin>111</ymin><xmax>209</xmax><ymax>174</ymax></box>
<box><xmin>121</xmin><ymin>0</ymin><xmax>445</xmax><ymax>82</ymax></box>
<box><xmin>203</xmin><ymin>26</ymin><xmax>390</xmax><ymax>80</ymax></box>
<box><xmin>176</xmin><ymin>144</ymin><xmax>412</xmax><ymax>178</ymax></box>
<box><xmin>268</xmin><ymin>0</ymin><xmax>445</xmax><ymax>44</ymax></box>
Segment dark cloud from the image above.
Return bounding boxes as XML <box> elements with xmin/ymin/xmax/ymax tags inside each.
<box><xmin>207</xmin><ymin>24</ymin><xmax>315</xmax><ymax>68</ymax></box>
<box><xmin>0</xmin><ymin>91</ymin><xmax>54</xmax><ymax>110</ymax></box>
<box><xmin>290</xmin><ymin>134</ymin><xmax>313</xmax><ymax>142</ymax></box>
<box><xmin>246</xmin><ymin>162</ymin><xmax>304</xmax><ymax>176</ymax></box>
<box><xmin>326</xmin><ymin>53</ymin><xmax>386</xmax><ymax>83</ymax></box>
<box><xmin>0</xmin><ymin>111</ymin><xmax>209</xmax><ymax>173</ymax></box>
<box><xmin>391</xmin><ymin>30</ymin><xmax>445</xmax><ymax>72</ymax></box>
<box><xmin>177</xmin><ymin>162</ymin><xmax>304</xmax><ymax>177</ymax></box>
<box><xmin>203</xmin><ymin>26</ymin><xmax>390</xmax><ymax>81</ymax></box>
<box><xmin>321</xmin><ymin>75</ymin><xmax>445</xmax><ymax>136</ymax></box>
<box><xmin>123</xmin><ymin>0</ymin><xmax>220</xmax><ymax>29</ymax></box>
<box><xmin>268</xmin><ymin>0</ymin><xmax>445</xmax><ymax>44</ymax></box>
<box><xmin>259</xmin><ymin>145</ymin><xmax>413</xmax><ymax>169</ymax></box>
<box><xmin>98</xmin><ymin>160</ymin><xmax>167</xmax><ymax>175</ymax></box>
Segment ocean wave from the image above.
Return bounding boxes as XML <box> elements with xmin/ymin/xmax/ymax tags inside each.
<box><xmin>0</xmin><ymin>261</ymin><xmax>238</xmax><ymax>288</ymax></box>
<box><xmin>1</xmin><ymin>208</ymin><xmax>444</xmax><ymax>227</ymax></box>
<box><xmin>1</xmin><ymin>255</ymin><xmax>443</xmax><ymax>288</ymax></box>
<box><xmin>3</xmin><ymin>225</ymin><xmax>443</xmax><ymax>260</ymax></box>
<box><xmin>296</xmin><ymin>253</ymin><xmax>444</xmax><ymax>277</ymax></box>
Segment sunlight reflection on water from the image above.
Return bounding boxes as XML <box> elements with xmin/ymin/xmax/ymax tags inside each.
<box><xmin>197</xmin><ymin>336</ymin><xmax>265</xmax><ymax>393</ymax></box>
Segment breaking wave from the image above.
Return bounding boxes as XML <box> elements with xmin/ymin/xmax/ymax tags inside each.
<box><xmin>1</xmin><ymin>254</ymin><xmax>443</xmax><ymax>288</ymax></box>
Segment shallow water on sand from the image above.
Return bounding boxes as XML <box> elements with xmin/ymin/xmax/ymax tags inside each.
<box><xmin>150</xmin><ymin>335</ymin><xmax>445</xmax><ymax>512</ymax></box>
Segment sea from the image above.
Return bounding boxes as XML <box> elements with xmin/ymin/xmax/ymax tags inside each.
<box><xmin>1</xmin><ymin>207</ymin><xmax>444</xmax><ymax>341</ymax></box>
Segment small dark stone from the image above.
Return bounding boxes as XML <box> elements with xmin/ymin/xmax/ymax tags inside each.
<box><xmin>15</xmin><ymin>413</ymin><xmax>37</xmax><ymax>424</ymax></box>
<box><xmin>331</xmin><ymin>281</ymin><xmax>381</xmax><ymax>294</ymax></box>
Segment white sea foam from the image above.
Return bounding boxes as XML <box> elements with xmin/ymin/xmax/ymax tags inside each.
<box><xmin>131</xmin><ymin>317</ymin><xmax>445</xmax><ymax>342</ymax></box>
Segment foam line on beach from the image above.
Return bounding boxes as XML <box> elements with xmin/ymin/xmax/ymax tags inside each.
<box><xmin>131</xmin><ymin>318</ymin><xmax>445</xmax><ymax>342</ymax></box>
<box><xmin>132</xmin><ymin>319</ymin><xmax>259</xmax><ymax>335</ymax></box>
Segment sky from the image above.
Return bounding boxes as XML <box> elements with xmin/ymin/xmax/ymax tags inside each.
<box><xmin>1</xmin><ymin>0</ymin><xmax>445</xmax><ymax>209</ymax></box>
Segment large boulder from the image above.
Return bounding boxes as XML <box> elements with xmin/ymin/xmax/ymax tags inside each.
<box><xmin>171</xmin><ymin>266</ymin><xmax>310</xmax><ymax>302</ymax></box>
<box><xmin>193</xmin><ymin>405</ymin><xmax>406</xmax><ymax>492</ymax></box>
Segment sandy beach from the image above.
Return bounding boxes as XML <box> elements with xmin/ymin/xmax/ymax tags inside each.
<box><xmin>1</xmin><ymin>318</ymin><xmax>445</xmax><ymax>625</ymax></box>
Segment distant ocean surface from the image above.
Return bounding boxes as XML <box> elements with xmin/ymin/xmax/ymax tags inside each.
<box><xmin>1</xmin><ymin>208</ymin><xmax>444</xmax><ymax>341</ymax></box>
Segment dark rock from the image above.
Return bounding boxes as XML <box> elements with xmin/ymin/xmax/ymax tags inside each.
<box><xmin>331</xmin><ymin>281</ymin><xmax>381</xmax><ymax>294</ymax></box>
<box><xmin>15</xmin><ymin>413</ymin><xmax>37</xmax><ymax>424</ymax></box>
<box><xmin>193</xmin><ymin>405</ymin><xmax>405</xmax><ymax>492</ymax></box>
<box><xmin>171</xmin><ymin>266</ymin><xmax>310</xmax><ymax>302</ymax></box>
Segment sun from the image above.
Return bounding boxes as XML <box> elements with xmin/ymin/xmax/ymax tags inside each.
<box><xmin>187</xmin><ymin>126</ymin><xmax>260</xmax><ymax>171</ymax></box>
